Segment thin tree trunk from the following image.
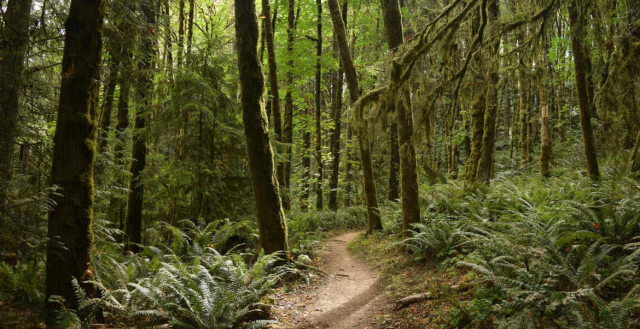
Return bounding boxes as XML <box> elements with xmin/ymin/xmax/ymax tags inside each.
<box><xmin>111</xmin><ymin>49</ymin><xmax>131</xmax><ymax>232</ymax></box>
<box><xmin>0</xmin><ymin>0</ymin><xmax>33</xmax><ymax>206</ymax></box>
<box><xmin>234</xmin><ymin>0</ymin><xmax>289</xmax><ymax>257</ymax></box>
<box><xmin>262</xmin><ymin>0</ymin><xmax>285</xmax><ymax>188</ymax></box>
<box><xmin>282</xmin><ymin>0</ymin><xmax>295</xmax><ymax>210</ymax></box>
<box><xmin>45</xmin><ymin>0</ymin><xmax>104</xmax><ymax>317</ymax></box>
<box><xmin>539</xmin><ymin>52</ymin><xmax>552</xmax><ymax>177</ymax></box>
<box><xmin>328</xmin><ymin>3</ymin><xmax>345</xmax><ymax>211</ymax></box>
<box><xmin>328</xmin><ymin>0</ymin><xmax>382</xmax><ymax>233</ymax></box>
<box><xmin>315</xmin><ymin>0</ymin><xmax>323</xmax><ymax>210</ymax></box>
<box><xmin>186</xmin><ymin>0</ymin><xmax>195</xmax><ymax>61</ymax></box>
<box><xmin>388</xmin><ymin>124</ymin><xmax>400</xmax><ymax>200</ymax></box>
<box><xmin>177</xmin><ymin>0</ymin><xmax>185</xmax><ymax>66</ymax></box>
<box><xmin>124</xmin><ymin>2</ymin><xmax>156</xmax><ymax>253</ymax></box>
<box><xmin>569</xmin><ymin>0</ymin><xmax>600</xmax><ymax>180</ymax></box>
<box><xmin>98</xmin><ymin>50</ymin><xmax>121</xmax><ymax>153</ymax></box>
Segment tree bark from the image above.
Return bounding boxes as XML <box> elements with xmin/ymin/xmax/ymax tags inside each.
<box><xmin>186</xmin><ymin>0</ymin><xmax>195</xmax><ymax>61</ymax></box>
<box><xmin>124</xmin><ymin>1</ymin><xmax>156</xmax><ymax>253</ymax></box>
<box><xmin>235</xmin><ymin>0</ymin><xmax>289</xmax><ymax>257</ymax></box>
<box><xmin>382</xmin><ymin>0</ymin><xmax>420</xmax><ymax>235</ymax></box>
<box><xmin>98</xmin><ymin>49</ymin><xmax>121</xmax><ymax>153</ymax></box>
<box><xmin>388</xmin><ymin>124</ymin><xmax>400</xmax><ymax>200</ymax></box>
<box><xmin>328</xmin><ymin>1</ymin><xmax>346</xmax><ymax>211</ymax></box>
<box><xmin>538</xmin><ymin>53</ymin><xmax>552</xmax><ymax>177</ymax></box>
<box><xmin>476</xmin><ymin>0</ymin><xmax>500</xmax><ymax>183</ymax></box>
<box><xmin>282</xmin><ymin>0</ymin><xmax>295</xmax><ymax>210</ymax></box>
<box><xmin>315</xmin><ymin>0</ymin><xmax>323</xmax><ymax>210</ymax></box>
<box><xmin>0</xmin><ymin>0</ymin><xmax>33</xmax><ymax>206</ymax></box>
<box><xmin>262</xmin><ymin>0</ymin><xmax>285</xmax><ymax>189</ymax></box>
<box><xmin>177</xmin><ymin>0</ymin><xmax>185</xmax><ymax>66</ymax></box>
<box><xmin>328</xmin><ymin>0</ymin><xmax>382</xmax><ymax>233</ymax></box>
<box><xmin>568</xmin><ymin>0</ymin><xmax>600</xmax><ymax>180</ymax></box>
<box><xmin>45</xmin><ymin>0</ymin><xmax>104</xmax><ymax>316</ymax></box>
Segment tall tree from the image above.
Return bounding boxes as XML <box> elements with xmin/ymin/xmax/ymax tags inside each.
<box><xmin>476</xmin><ymin>0</ymin><xmax>500</xmax><ymax>183</ymax></box>
<box><xmin>98</xmin><ymin>47</ymin><xmax>121</xmax><ymax>153</ymax></box>
<box><xmin>0</xmin><ymin>0</ymin><xmax>33</xmax><ymax>206</ymax></box>
<box><xmin>381</xmin><ymin>0</ymin><xmax>420</xmax><ymax>234</ymax></box>
<box><xmin>235</xmin><ymin>0</ymin><xmax>289</xmax><ymax>257</ymax></box>
<box><xmin>568</xmin><ymin>0</ymin><xmax>600</xmax><ymax>180</ymax></box>
<box><xmin>315</xmin><ymin>0</ymin><xmax>323</xmax><ymax>210</ymax></box>
<box><xmin>329</xmin><ymin>1</ymin><xmax>347</xmax><ymax>211</ymax></box>
<box><xmin>262</xmin><ymin>0</ymin><xmax>285</xmax><ymax>188</ymax></box>
<box><xmin>45</xmin><ymin>0</ymin><xmax>104</xmax><ymax>314</ymax></box>
<box><xmin>538</xmin><ymin>49</ymin><xmax>552</xmax><ymax>177</ymax></box>
<box><xmin>328</xmin><ymin>0</ymin><xmax>382</xmax><ymax>233</ymax></box>
<box><xmin>282</xmin><ymin>0</ymin><xmax>295</xmax><ymax>210</ymax></box>
<box><xmin>124</xmin><ymin>0</ymin><xmax>156</xmax><ymax>253</ymax></box>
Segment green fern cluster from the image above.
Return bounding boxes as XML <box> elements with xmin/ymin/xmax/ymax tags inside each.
<box><xmin>409</xmin><ymin>173</ymin><xmax>640</xmax><ymax>328</ymax></box>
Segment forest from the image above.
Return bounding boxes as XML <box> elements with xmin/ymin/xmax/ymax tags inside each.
<box><xmin>1</xmin><ymin>0</ymin><xmax>640</xmax><ymax>327</ymax></box>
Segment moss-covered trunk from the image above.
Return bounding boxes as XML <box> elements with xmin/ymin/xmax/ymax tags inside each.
<box><xmin>328</xmin><ymin>0</ymin><xmax>382</xmax><ymax>233</ymax></box>
<box><xmin>124</xmin><ymin>1</ymin><xmax>155</xmax><ymax>253</ymax></box>
<box><xmin>0</xmin><ymin>0</ymin><xmax>33</xmax><ymax>206</ymax></box>
<box><xmin>235</xmin><ymin>0</ymin><xmax>289</xmax><ymax>257</ymax></box>
<box><xmin>262</xmin><ymin>0</ymin><xmax>285</xmax><ymax>190</ymax></box>
<box><xmin>538</xmin><ymin>53</ymin><xmax>552</xmax><ymax>178</ymax></box>
<box><xmin>283</xmin><ymin>0</ymin><xmax>296</xmax><ymax>210</ymax></box>
<box><xmin>476</xmin><ymin>0</ymin><xmax>500</xmax><ymax>183</ymax></box>
<box><xmin>569</xmin><ymin>0</ymin><xmax>600</xmax><ymax>180</ymax></box>
<box><xmin>45</xmin><ymin>0</ymin><xmax>104</xmax><ymax>316</ymax></box>
<box><xmin>382</xmin><ymin>0</ymin><xmax>420</xmax><ymax>235</ymax></box>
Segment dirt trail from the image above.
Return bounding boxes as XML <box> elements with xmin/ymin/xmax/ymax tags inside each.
<box><xmin>288</xmin><ymin>231</ymin><xmax>385</xmax><ymax>328</ymax></box>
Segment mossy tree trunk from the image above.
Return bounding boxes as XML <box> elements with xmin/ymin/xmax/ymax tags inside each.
<box><xmin>45</xmin><ymin>0</ymin><xmax>104</xmax><ymax>316</ymax></box>
<box><xmin>282</xmin><ymin>0</ymin><xmax>296</xmax><ymax>210</ymax></box>
<box><xmin>262</xmin><ymin>0</ymin><xmax>285</xmax><ymax>194</ymax></box>
<box><xmin>568</xmin><ymin>0</ymin><xmax>600</xmax><ymax>180</ymax></box>
<box><xmin>124</xmin><ymin>1</ymin><xmax>156</xmax><ymax>253</ymax></box>
<box><xmin>0</xmin><ymin>0</ymin><xmax>33</xmax><ymax>206</ymax></box>
<box><xmin>382</xmin><ymin>0</ymin><xmax>420</xmax><ymax>235</ymax></box>
<box><xmin>476</xmin><ymin>0</ymin><xmax>500</xmax><ymax>183</ymax></box>
<box><xmin>538</xmin><ymin>51</ymin><xmax>552</xmax><ymax>177</ymax></box>
<box><xmin>328</xmin><ymin>0</ymin><xmax>382</xmax><ymax>233</ymax></box>
<box><xmin>235</xmin><ymin>0</ymin><xmax>289</xmax><ymax>257</ymax></box>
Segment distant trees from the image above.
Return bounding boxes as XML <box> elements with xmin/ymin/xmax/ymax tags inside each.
<box><xmin>0</xmin><ymin>0</ymin><xmax>33</xmax><ymax>206</ymax></box>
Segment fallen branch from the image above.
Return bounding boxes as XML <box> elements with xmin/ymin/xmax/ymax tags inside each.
<box><xmin>395</xmin><ymin>292</ymin><xmax>433</xmax><ymax>309</ymax></box>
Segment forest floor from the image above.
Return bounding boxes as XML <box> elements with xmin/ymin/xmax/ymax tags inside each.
<box><xmin>271</xmin><ymin>232</ymin><xmax>386</xmax><ymax>328</ymax></box>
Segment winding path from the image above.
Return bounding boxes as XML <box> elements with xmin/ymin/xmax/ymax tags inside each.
<box><xmin>274</xmin><ymin>232</ymin><xmax>385</xmax><ymax>328</ymax></box>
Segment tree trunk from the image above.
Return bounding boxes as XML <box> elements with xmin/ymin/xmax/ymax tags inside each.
<box><xmin>328</xmin><ymin>0</ymin><xmax>382</xmax><ymax>233</ymax></box>
<box><xmin>177</xmin><ymin>0</ymin><xmax>185</xmax><ymax>66</ymax></box>
<box><xmin>186</xmin><ymin>0</ymin><xmax>195</xmax><ymax>61</ymax></box>
<box><xmin>124</xmin><ymin>1</ymin><xmax>156</xmax><ymax>253</ymax></box>
<box><xmin>98</xmin><ymin>50</ymin><xmax>121</xmax><ymax>153</ymax></box>
<box><xmin>476</xmin><ymin>0</ymin><xmax>500</xmax><ymax>183</ymax></box>
<box><xmin>568</xmin><ymin>0</ymin><xmax>600</xmax><ymax>180</ymax></box>
<box><xmin>382</xmin><ymin>0</ymin><xmax>420</xmax><ymax>235</ymax></box>
<box><xmin>466</xmin><ymin>94</ymin><xmax>484</xmax><ymax>182</ymax></box>
<box><xmin>388</xmin><ymin>123</ymin><xmax>400</xmax><ymax>200</ymax></box>
<box><xmin>539</xmin><ymin>53</ymin><xmax>552</xmax><ymax>177</ymax></box>
<box><xmin>328</xmin><ymin>3</ymin><xmax>346</xmax><ymax>211</ymax></box>
<box><xmin>111</xmin><ymin>49</ymin><xmax>132</xmax><ymax>232</ymax></box>
<box><xmin>315</xmin><ymin>0</ymin><xmax>324</xmax><ymax>210</ymax></box>
<box><xmin>235</xmin><ymin>0</ymin><xmax>289</xmax><ymax>257</ymax></box>
<box><xmin>262</xmin><ymin>0</ymin><xmax>285</xmax><ymax>189</ymax></box>
<box><xmin>0</xmin><ymin>0</ymin><xmax>32</xmax><ymax>206</ymax></box>
<box><xmin>45</xmin><ymin>0</ymin><xmax>104</xmax><ymax>316</ymax></box>
<box><xmin>283</xmin><ymin>0</ymin><xmax>295</xmax><ymax>210</ymax></box>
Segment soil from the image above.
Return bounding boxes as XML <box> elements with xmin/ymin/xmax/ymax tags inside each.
<box><xmin>272</xmin><ymin>232</ymin><xmax>386</xmax><ymax>328</ymax></box>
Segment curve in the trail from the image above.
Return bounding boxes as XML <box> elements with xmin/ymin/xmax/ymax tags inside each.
<box><xmin>297</xmin><ymin>231</ymin><xmax>385</xmax><ymax>329</ymax></box>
